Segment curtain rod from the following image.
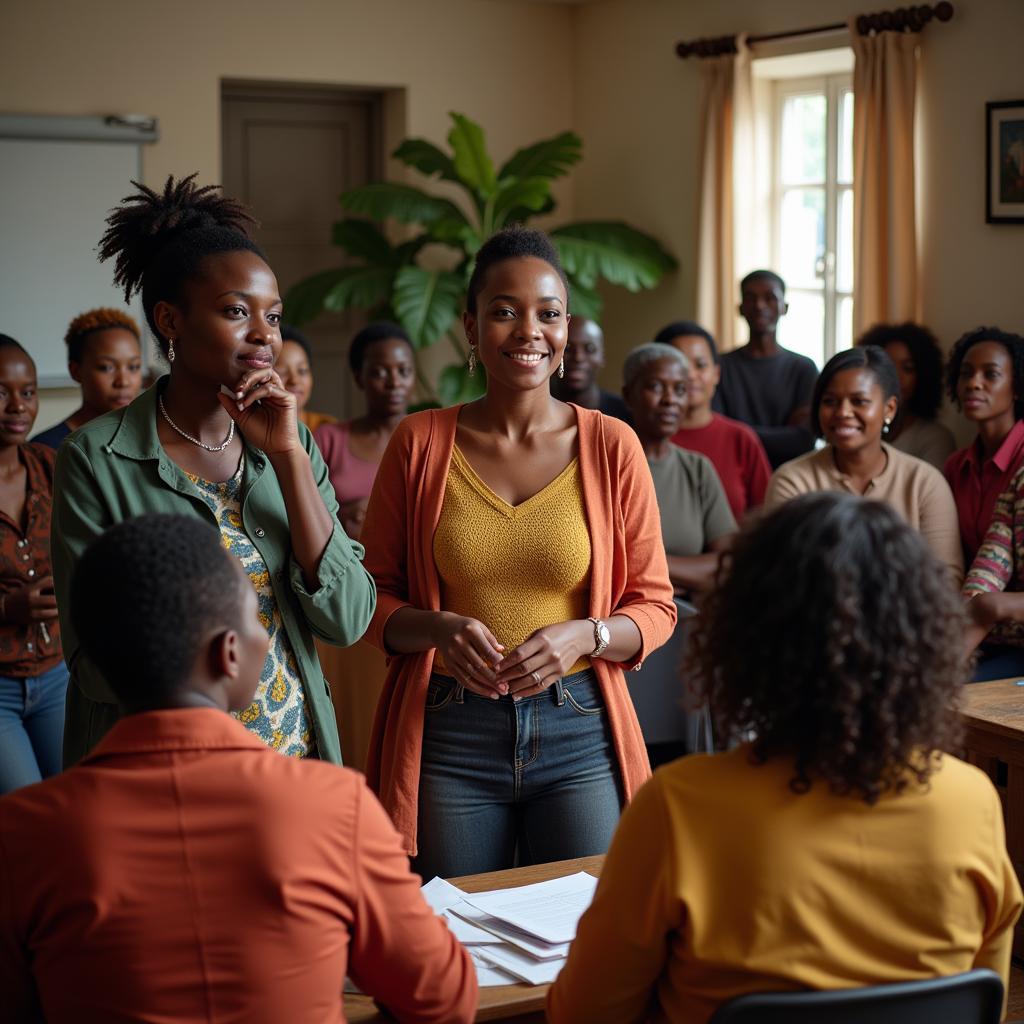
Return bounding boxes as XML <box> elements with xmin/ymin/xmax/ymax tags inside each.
<box><xmin>675</xmin><ymin>1</ymin><xmax>954</xmax><ymax>59</ymax></box>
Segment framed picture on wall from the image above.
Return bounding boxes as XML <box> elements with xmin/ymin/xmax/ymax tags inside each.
<box><xmin>987</xmin><ymin>100</ymin><xmax>1024</xmax><ymax>224</ymax></box>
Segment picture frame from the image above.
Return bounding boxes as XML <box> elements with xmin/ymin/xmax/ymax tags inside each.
<box><xmin>987</xmin><ymin>100</ymin><xmax>1024</xmax><ymax>224</ymax></box>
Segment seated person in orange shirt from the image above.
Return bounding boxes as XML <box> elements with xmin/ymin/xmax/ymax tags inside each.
<box><xmin>0</xmin><ymin>514</ymin><xmax>476</xmax><ymax>1024</ymax></box>
<box><xmin>549</xmin><ymin>492</ymin><xmax>1021</xmax><ymax>1024</ymax></box>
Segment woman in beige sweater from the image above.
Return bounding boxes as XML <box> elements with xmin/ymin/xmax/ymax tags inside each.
<box><xmin>765</xmin><ymin>345</ymin><xmax>963</xmax><ymax>584</ymax></box>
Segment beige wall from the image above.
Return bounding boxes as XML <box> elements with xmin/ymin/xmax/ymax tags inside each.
<box><xmin>1</xmin><ymin>0</ymin><xmax>576</xmax><ymax>428</ymax></box>
<box><xmin>573</xmin><ymin>0</ymin><xmax>1024</xmax><ymax>413</ymax></box>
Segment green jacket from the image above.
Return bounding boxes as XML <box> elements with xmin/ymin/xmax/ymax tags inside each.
<box><xmin>52</xmin><ymin>382</ymin><xmax>376</xmax><ymax>766</ymax></box>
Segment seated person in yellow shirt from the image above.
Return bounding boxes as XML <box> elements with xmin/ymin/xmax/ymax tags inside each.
<box><xmin>549</xmin><ymin>491</ymin><xmax>1022</xmax><ymax>1024</ymax></box>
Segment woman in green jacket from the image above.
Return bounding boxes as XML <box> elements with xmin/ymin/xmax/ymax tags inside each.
<box><xmin>52</xmin><ymin>175</ymin><xmax>376</xmax><ymax>766</ymax></box>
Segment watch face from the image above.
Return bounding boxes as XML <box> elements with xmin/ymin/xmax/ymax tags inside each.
<box><xmin>597</xmin><ymin>622</ymin><xmax>611</xmax><ymax>644</ymax></box>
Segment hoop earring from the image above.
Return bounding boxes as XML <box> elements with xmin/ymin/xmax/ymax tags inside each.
<box><xmin>467</xmin><ymin>345</ymin><xmax>477</xmax><ymax>377</ymax></box>
<box><xmin>558</xmin><ymin>356</ymin><xmax>565</xmax><ymax>379</ymax></box>
<box><xmin>167</xmin><ymin>339</ymin><xmax>175</xmax><ymax>364</ymax></box>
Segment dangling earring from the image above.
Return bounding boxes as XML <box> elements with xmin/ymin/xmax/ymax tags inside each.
<box><xmin>167</xmin><ymin>339</ymin><xmax>175</xmax><ymax>364</ymax></box>
<box><xmin>558</xmin><ymin>356</ymin><xmax>565</xmax><ymax>379</ymax></box>
<box><xmin>467</xmin><ymin>345</ymin><xmax>477</xmax><ymax>377</ymax></box>
<box><xmin>883</xmin><ymin>418</ymin><xmax>892</xmax><ymax>435</ymax></box>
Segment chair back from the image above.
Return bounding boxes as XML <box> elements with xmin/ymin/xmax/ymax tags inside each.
<box><xmin>708</xmin><ymin>969</ymin><xmax>1004</xmax><ymax>1024</ymax></box>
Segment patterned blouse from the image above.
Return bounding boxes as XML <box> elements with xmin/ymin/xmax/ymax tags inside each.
<box><xmin>188</xmin><ymin>460</ymin><xmax>315</xmax><ymax>756</ymax></box>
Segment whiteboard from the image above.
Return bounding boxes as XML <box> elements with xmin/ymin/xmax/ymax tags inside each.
<box><xmin>0</xmin><ymin>132</ymin><xmax>150</xmax><ymax>386</ymax></box>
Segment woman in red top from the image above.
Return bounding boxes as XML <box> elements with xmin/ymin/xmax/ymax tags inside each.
<box><xmin>360</xmin><ymin>227</ymin><xmax>675</xmax><ymax>875</ymax></box>
<box><xmin>656</xmin><ymin>321</ymin><xmax>771</xmax><ymax>521</ymax></box>
<box><xmin>0</xmin><ymin>335</ymin><xmax>66</xmax><ymax>793</ymax></box>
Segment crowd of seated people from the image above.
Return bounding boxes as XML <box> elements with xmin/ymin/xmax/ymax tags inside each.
<box><xmin>2</xmin><ymin>171</ymin><xmax>1024</xmax><ymax>1022</ymax></box>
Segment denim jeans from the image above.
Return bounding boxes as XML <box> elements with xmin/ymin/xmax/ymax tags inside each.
<box><xmin>413</xmin><ymin>668</ymin><xmax>623</xmax><ymax>881</ymax></box>
<box><xmin>972</xmin><ymin>645</ymin><xmax>1024</xmax><ymax>682</ymax></box>
<box><xmin>0</xmin><ymin>661</ymin><xmax>69</xmax><ymax>794</ymax></box>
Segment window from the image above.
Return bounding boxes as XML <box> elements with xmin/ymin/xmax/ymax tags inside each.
<box><xmin>770</xmin><ymin>73</ymin><xmax>854</xmax><ymax>368</ymax></box>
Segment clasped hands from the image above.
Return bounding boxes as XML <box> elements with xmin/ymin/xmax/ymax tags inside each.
<box><xmin>435</xmin><ymin>613</ymin><xmax>593</xmax><ymax>700</ymax></box>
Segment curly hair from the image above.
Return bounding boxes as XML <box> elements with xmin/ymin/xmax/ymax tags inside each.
<box><xmin>945</xmin><ymin>326</ymin><xmax>1024</xmax><ymax>420</ymax></box>
<box><xmin>64</xmin><ymin>307</ymin><xmax>141</xmax><ymax>364</ymax></box>
<box><xmin>856</xmin><ymin>322</ymin><xmax>944</xmax><ymax>420</ymax></box>
<box><xmin>811</xmin><ymin>345</ymin><xmax>900</xmax><ymax>437</ymax></box>
<box><xmin>98</xmin><ymin>174</ymin><xmax>262</xmax><ymax>354</ymax></box>
<box><xmin>689</xmin><ymin>492</ymin><xmax>966</xmax><ymax>804</ymax></box>
<box><xmin>465</xmin><ymin>225</ymin><xmax>569</xmax><ymax>315</ymax></box>
<box><xmin>71</xmin><ymin>514</ymin><xmax>244</xmax><ymax>706</ymax></box>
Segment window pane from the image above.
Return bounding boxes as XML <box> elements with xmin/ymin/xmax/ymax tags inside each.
<box><xmin>838</xmin><ymin>90</ymin><xmax>854</xmax><ymax>185</ymax></box>
<box><xmin>778</xmin><ymin>289</ymin><xmax>824</xmax><ymax>368</ymax></box>
<box><xmin>837</xmin><ymin>187</ymin><xmax>853</xmax><ymax>293</ymax></box>
<box><xmin>837</xmin><ymin>295</ymin><xmax>854</xmax><ymax>353</ymax></box>
<box><xmin>779</xmin><ymin>188</ymin><xmax>825</xmax><ymax>291</ymax></box>
<box><xmin>781</xmin><ymin>93</ymin><xmax>826</xmax><ymax>185</ymax></box>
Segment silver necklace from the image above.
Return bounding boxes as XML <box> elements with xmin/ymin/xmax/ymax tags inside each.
<box><xmin>158</xmin><ymin>395</ymin><xmax>235</xmax><ymax>453</ymax></box>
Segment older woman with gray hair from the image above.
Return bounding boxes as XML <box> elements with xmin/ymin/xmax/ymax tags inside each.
<box><xmin>622</xmin><ymin>342</ymin><xmax>736</xmax><ymax>765</ymax></box>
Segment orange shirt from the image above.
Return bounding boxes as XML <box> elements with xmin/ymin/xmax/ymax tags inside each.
<box><xmin>0</xmin><ymin>708</ymin><xmax>476</xmax><ymax>1024</ymax></box>
<box><xmin>361</xmin><ymin>404</ymin><xmax>677</xmax><ymax>854</ymax></box>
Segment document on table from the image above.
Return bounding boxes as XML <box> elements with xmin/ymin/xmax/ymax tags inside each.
<box><xmin>448</xmin><ymin>900</ymin><xmax>570</xmax><ymax>959</ymax></box>
<box><xmin>420</xmin><ymin>876</ymin><xmax>504</xmax><ymax>945</ymax></box>
<box><xmin>475</xmin><ymin>943</ymin><xmax>565</xmax><ymax>985</ymax></box>
<box><xmin>461</xmin><ymin>871</ymin><xmax>598</xmax><ymax>944</ymax></box>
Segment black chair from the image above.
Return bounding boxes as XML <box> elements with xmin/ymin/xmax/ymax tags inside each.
<box><xmin>709</xmin><ymin>969</ymin><xmax>1004</xmax><ymax>1024</ymax></box>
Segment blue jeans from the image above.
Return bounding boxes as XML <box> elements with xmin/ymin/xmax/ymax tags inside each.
<box><xmin>0</xmin><ymin>662</ymin><xmax>69</xmax><ymax>794</ymax></box>
<box><xmin>414</xmin><ymin>669</ymin><xmax>623</xmax><ymax>880</ymax></box>
<box><xmin>972</xmin><ymin>645</ymin><xmax>1024</xmax><ymax>682</ymax></box>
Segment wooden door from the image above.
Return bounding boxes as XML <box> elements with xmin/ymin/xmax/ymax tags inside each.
<box><xmin>222</xmin><ymin>82</ymin><xmax>383</xmax><ymax>420</ymax></box>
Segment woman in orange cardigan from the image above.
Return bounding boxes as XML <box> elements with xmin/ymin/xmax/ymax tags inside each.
<box><xmin>361</xmin><ymin>227</ymin><xmax>675</xmax><ymax>877</ymax></box>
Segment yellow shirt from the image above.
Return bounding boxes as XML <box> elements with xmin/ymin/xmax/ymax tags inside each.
<box><xmin>433</xmin><ymin>446</ymin><xmax>591</xmax><ymax>674</ymax></box>
<box><xmin>549</xmin><ymin>745</ymin><xmax>1022</xmax><ymax>1023</ymax></box>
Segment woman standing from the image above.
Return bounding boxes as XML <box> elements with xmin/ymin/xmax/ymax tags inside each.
<box><xmin>855</xmin><ymin>322</ymin><xmax>955</xmax><ymax>470</ymax></box>
<box><xmin>0</xmin><ymin>336</ymin><xmax>67</xmax><ymax>793</ymax></box>
<box><xmin>550</xmin><ymin>494</ymin><xmax>1020</xmax><ymax>1024</ymax></box>
<box><xmin>654</xmin><ymin>321</ymin><xmax>771</xmax><ymax>520</ymax></box>
<box><xmin>51</xmin><ymin>175</ymin><xmax>375</xmax><ymax>766</ymax></box>
<box><xmin>361</xmin><ymin>227</ymin><xmax>675</xmax><ymax>877</ymax></box>
<box><xmin>944</xmin><ymin>326</ymin><xmax>1024</xmax><ymax>565</ymax></box>
<box><xmin>620</xmin><ymin>342</ymin><xmax>735</xmax><ymax>766</ymax></box>
<box><xmin>766</xmin><ymin>345</ymin><xmax>962</xmax><ymax>583</ymax></box>
<box><xmin>315</xmin><ymin>322</ymin><xmax>415</xmax><ymax>541</ymax></box>
<box><xmin>32</xmin><ymin>308</ymin><xmax>144</xmax><ymax>449</ymax></box>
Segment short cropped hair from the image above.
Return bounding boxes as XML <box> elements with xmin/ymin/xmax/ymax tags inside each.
<box><xmin>856</xmin><ymin>322</ymin><xmax>944</xmax><ymax>420</ymax></box>
<box><xmin>71</xmin><ymin>515</ymin><xmax>245</xmax><ymax>706</ymax></box>
<box><xmin>348</xmin><ymin>321</ymin><xmax>414</xmax><ymax>377</ymax></box>
<box><xmin>622</xmin><ymin>342</ymin><xmax>689</xmax><ymax>388</ymax></box>
<box><xmin>653</xmin><ymin>320</ymin><xmax>719</xmax><ymax>364</ymax></box>
<box><xmin>740</xmin><ymin>269</ymin><xmax>786</xmax><ymax>297</ymax></box>
<box><xmin>945</xmin><ymin>326</ymin><xmax>1024</xmax><ymax>420</ymax></box>
<box><xmin>64</xmin><ymin>308</ymin><xmax>141</xmax><ymax>364</ymax></box>
<box><xmin>465</xmin><ymin>225</ymin><xmax>570</xmax><ymax>315</ymax></box>
<box><xmin>0</xmin><ymin>333</ymin><xmax>29</xmax><ymax>357</ymax></box>
<box><xmin>280</xmin><ymin>324</ymin><xmax>312</xmax><ymax>361</ymax></box>
<box><xmin>811</xmin><ymin>345</ymin><xmax>900</xmax><ymax>436</ymax></box>
<box><xmin>690</xmin><ymin>492</ymin><xmax>965</xmax><ymax>804</ymax></box>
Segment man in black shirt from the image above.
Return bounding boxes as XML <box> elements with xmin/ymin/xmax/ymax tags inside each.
<box><xmin>551</xmin><ymin>316</ymin><xmax>631</xmax><ymax>422</ymax></box>
<box><xmin>713</xmin><ymin>270</ymin><xmax>818</xmax><ymax>468</ymax></box>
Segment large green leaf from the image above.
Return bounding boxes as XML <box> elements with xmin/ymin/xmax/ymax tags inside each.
<box><xmin>392</xmin><ymin>138</ymin><xmax>458</xmax><ymax>182</ymax></box>
<box><xmin>447</xmin><ymin>113</ymin><xmax>497</xmax><ymax>197</ymax></box>
<box><xmin>498</xmin><ymin>131</ymin><xmax>582</xmax><ymax>182</ymax></box>
<box><xmin>550</xmin><ymin>222</ymin><xmax>678</xmax><ymax>291</ymax></box>
<box><xmin>438</xmin><ymin>362</ymin><xmax>486</xmax><ymax>406</ymax></box>
<box><xmin>322</xmin><ymin>266</ymin><xmax>395</xmax><ymax>313</ymax></box>
<box><xmin>503</xmin><ymin>193</ymin><xmax>557</xmax><ymax>227</ymax></box>
<box><xmin>284</xmin><ymin>268</ymin><xmax>353</xmax><ymax>325</ymax></box>
<box><xmin>330</xmin><ymin>219</ymin><xmax>395</xmax><ymax>265</ymax></box>
<box><xmin>565</xmin><ymin>274</ymin><xmax>603</xmax><ymax>321</ymax></box>
<box><xmin>492</xmin><ymin>176</ymin><xmax>553</xmax><ymax>228</ymax></box>
<box><xmin>342</xmin><ymin>182</ymin><xmax>468</xmax><ymax>227</ymax></box>
<box><xmin>392</xmin><ymin>266</ymin><xmax>465</xmax><ymax>349</ymax></box>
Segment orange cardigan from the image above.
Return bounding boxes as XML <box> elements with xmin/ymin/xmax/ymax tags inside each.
<box><xmin>361</xmin><ymin>405</ymin><xmax>677</xmax><ymax>854</ymax></box>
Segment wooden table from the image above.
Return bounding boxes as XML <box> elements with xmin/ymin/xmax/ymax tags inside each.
<box><xmin>961</xmin><ymin>678</ymin><xmax>1024</xmax><ymax>957</ymax></box>
<box><xmin>345</xmin><ymin>855</ymin><xmax>603</xmax><ymax>1024</ymax></box>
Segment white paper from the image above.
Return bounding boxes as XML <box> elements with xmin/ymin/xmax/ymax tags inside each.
<box><xmin>442</xmin><ymin>907</ymin><xmax>504</xmax><ymax>945</ymax></box>
<box><xmin>475</xmin><ymin>943</ymin><xmax>566</xmax><ymax>985</ymax></box>
<box><xmin>420</xmin><ymin>875</ymin><xmax>468</xmax><ymax>914</ymax></box>
<box><xmin>470</xmin><ymin>949</ymin><xmax>520</xmax><ymax>987</ymax></box>
<box><xmin>461</xmin><ymin>871</ymin><xmax>598</xmax><ymax>944</ymax></box>
<box><xmin>449</xmin><ymin>900</ymin><xmax>570</xmax><ymax>959</ymax></box>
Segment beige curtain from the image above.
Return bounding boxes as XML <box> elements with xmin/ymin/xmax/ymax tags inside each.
<box><xmin>695</xmin><ymin>38</ymin><xmax>753</xmax><ymax>348</ymax></box>
<box><xmin>850</xmin><ymin>23</ymin><xmax>920</xmax><ymax>334</ymax></box>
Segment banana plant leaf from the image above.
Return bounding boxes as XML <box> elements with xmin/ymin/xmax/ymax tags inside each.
<box><xmin>498</xmin><ymin>131</ymin><xmax>583</xmax><ymax>182</ymax></box>
<box><xmin>392</xmin><ymin>138</ymin><xmax>458</xmax><ymax>182</ymax></box>
<box><xmin>330</xmin><ymin>219</ymin><xmax>397</xmax><ymax>265</ymax></box>
<box><xmin>342</xmin><ymin>182</ymin><xmax>469</xmax><ymax>228</ymax></box>
<box><xmin>550</xmin><ymin>221</ymin><xmax>677</xmax><ymax>291</ymax></box>
<box><xmin>492</xmin><ymin>176</ymin><xmax>553</xmax><ymax>228</ymax></box>
<box><xmin>448</xmin><ymin>113</ymin><xmax>498</xmax><ymax>198</ymax></box>
<box><xmin>283</xmin><ymin>268</ymin><xmax>361</xmax><ymax>325</ymax></box>
<box><xmin>565</xmin><ymin>275</ymin><xmax>603</xmax><ymax>321</ymax></box>
<box><xmin>393</xmin><ymin>266</ymin><xmax>466</xmax><ymax>349</ymax></box>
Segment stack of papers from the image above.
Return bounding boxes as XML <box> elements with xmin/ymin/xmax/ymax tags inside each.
<box><xmin>422</xmin><ymin>871</ymin><xmax>597</xmax><ymax>987</ymax></box>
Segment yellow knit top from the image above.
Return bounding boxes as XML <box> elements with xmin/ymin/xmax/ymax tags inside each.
<box><xmin>433</xmin><ymin>446</ymin><xmax>592</xmax><ymax>675</ymax></box>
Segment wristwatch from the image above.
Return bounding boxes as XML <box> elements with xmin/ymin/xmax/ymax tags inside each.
<box><xmin>588</xmin><ymin>617</ymin><xmax>611</xmax><ymax>658</ymax></box>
